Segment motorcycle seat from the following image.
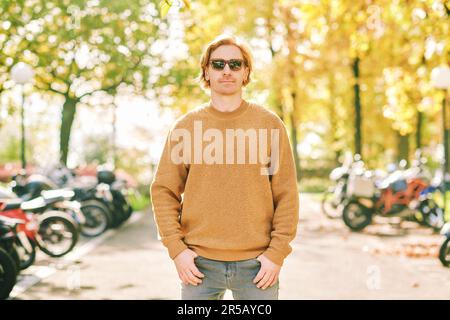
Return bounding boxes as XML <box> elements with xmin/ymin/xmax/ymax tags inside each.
<box><xmin>1</xmin><ymin>199</ymin><xmax>23</xmax><ymax>211</ymax></box>
<box><xmin>20</xmin><ymin>197</ymin><xmax>47</xmax><ymax>211</ymax></box>
<box><xmin>0</xmin><ymin>214</ymin><xmax>25</xmax><ymax>226</ymax></box>
<box><xmin>41</xmin><ymin>189</ymin><xmax>75</xmax><ymax>202</ymax></box>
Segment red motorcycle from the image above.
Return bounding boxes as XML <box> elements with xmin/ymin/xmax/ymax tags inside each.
<box><xmin>0</xmin><ymin>196</ymin><xmax>79</xmax><ymax>270</ymax></box>
<box><xmin>342</xmin><ymin>160</ymin><xmax>443</xmax><ymax>231</ymax></box>
<box><xmin>0</xmin><ymin>202</ymin><xmax>37</xmax><ymax>270</ymax></box>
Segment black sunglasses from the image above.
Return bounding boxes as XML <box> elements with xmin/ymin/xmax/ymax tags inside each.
<box><xmin>209</xmin><ymin>59</ymin><xmax>245</xmax><ymax>71</ymax></box>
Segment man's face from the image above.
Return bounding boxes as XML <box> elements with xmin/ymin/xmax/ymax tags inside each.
<box><xmin>205</xmin><ymin>45</ymin><xmax>249</xmax><ymax>95</ymax></box>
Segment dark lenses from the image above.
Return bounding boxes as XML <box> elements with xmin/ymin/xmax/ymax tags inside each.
<box><xmin>210</xmin><ymin>59</ymin><xmax>243</xmax><ymax>71</ymax></box>
<box><xmin>228</xmin><ymin>59</ymin><xmax>243</xmax><ymax>70</ymax></box>
<box><xmin>211</xmin><ymin>60</ymin><xmax>226</xmax><ymax>70</ymax></box>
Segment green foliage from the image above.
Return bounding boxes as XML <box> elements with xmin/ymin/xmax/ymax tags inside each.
<box><xmin>128</xmin><ymin>189</ymin><xmax>151</xmax><ymax>211</ymax></box>
<box><xmin>0</xmin><ymin>135</ymin><xmax>21</xmax><ymax>163</ymax></box>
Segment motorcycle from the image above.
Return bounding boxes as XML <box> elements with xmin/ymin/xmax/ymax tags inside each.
<box><xmin>0</xmin><ymin>207</ymin><xmax>36</xmax><ymax>271</ymax></box>
<box><xmin>0</xmin><ymin>216</ymin><xmax>20</xmax><ymax>299</ymax></box>
<box><xmin>8</xmin><ymin>172</ymin><xmax>111</xmax><ymax>237</ymax></box>
<box><xmin>84</xmin><ymin>167</ymin><xmax>133</xmax><ymax>228</ymax></box>
<box><xmin>41</xmin><ymin>164</ymin><xmax>130</xmax><ymax>233</ymax></box>
<box><xmin>9</xmin><ymin>165</ymin><xmax>133</xmax><ymax>235</ymax></box>
<box><xmin>321</xmin><ymin>153</ymin><xmax>357</xmax><ymax>219</ymax></box>
<box><xmin>439</xmin><ymin>222</ymin><xmax>450</xmax><ymax>267</ymax></box>
<box><xmin>0</xmin><ymin>246</ymin><xmax>17</xmax><ymax>300</ymax></box>
<box><xmin>0</xmin><ymin>195</ymin><xmax>79</xmax><ymax>258</ymax></box>
<box><xmin>322</xmin><ymin>154</ymin><xmax>388</xmax><ymax>219</ymax></box>
<box><xmin>342</xmin><ymin>158</ymin><xmax>443</xmax><ymax>231</ymax></box>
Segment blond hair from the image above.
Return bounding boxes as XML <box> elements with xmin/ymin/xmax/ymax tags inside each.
<box><xmin>197</xmin><ymin>34</ymin><xmax>253</xmax><ymax>89</ymax></box>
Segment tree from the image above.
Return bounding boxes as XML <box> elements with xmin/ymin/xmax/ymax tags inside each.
<box><xmin>1</xmin><ymin>0</ymin><xmax>163</xmax><ymax>164</ymax></box>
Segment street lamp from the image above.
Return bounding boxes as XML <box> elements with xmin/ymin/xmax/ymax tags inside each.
<box><xmin>10</xmin><ymin>62</ymin><xmax>34</xmax><ymax>170</ymax></box>
<box><xmin>431</xmin><ymin>65</ymin><xmax>450</xmax><ymax>217</ymax></box>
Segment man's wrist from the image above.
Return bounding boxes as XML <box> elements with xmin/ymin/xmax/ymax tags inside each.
<box><xmin>166</xmin><ymin>239</ymin><xmax>188</xmax><ymax>260</ymax></box>
<box><xmin>262</xmin><ymin>249</ymin><xmax>285</xmax><ymax>266</ymax></box>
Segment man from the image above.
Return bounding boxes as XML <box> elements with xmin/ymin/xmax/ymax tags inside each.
<box><xmin>150</xmin><ymin>34</ymin><xmax>299</xmax><ymax>300</ymax></box>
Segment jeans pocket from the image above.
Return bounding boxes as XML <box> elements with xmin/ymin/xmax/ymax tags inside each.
<box><xmin>194</xmin><ymin>256</ymin><xmax>204</xmax><ymax>265</ymax></box>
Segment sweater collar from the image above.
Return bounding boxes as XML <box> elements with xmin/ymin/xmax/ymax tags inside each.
<box><xmin>206</xmin><ymin>99</ymin><xmax>250</xmax><ymax>119</ymax></box>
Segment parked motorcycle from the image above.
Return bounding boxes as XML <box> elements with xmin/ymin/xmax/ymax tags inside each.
<box><xmin>0</xmin><ymin>208</ymin><xmax>36</xmax><ymax>271</ymax></box>
<box><xmin>0</xmin><ymin>246</ymin><xmax>16</xmax><ymax>300</ymax></box>
<box><xmin>7</xmin><ymin>164</ymin><xmax>134</xmax><ymax>236</ymax></box>
<box><xmin>342</xmin><ymin>158</ymin><xmax>444</xmax><ymax>231</ymax></box>
<box><xmin>439</xmin><ymin>222</ymin><xmax>450</xmax><ymax>267</ymax></box>
<box><xmin>43</xmin><ymin>164</ymin><xmax>133</xmax><ymax>232</ymax></box>
<box><xmin>0</xmin><ymin>216</ymin><xmax>20</xmax><ymax>299</ymax></box>
<box><xmin>321</xmin><ymin>153</ymin><xmax>358</xmax><ymax>219</ymax></box>
<box><xmin>0</xmin><ymin>196</ymin><xmax>79</xmax><ymax>258</ymax></box>
<box><xmin>77</xmin><ymin>166</ymin><xmax>133</xmax><ymax>229</ymax></box>
<box><xmin>8</xmin><ymin>172</ymin><xmax>111</xmax><ymax>237</ymax></box>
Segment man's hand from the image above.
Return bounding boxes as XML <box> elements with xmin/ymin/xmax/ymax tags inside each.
<box><xmin>174</xmin><ymin>249</ymin><xmax>205</xmax><ymax>286</ymax></box>
<box><xmin>253</xmin><ymin>254</ymin><xmax>281</xmax><ymax>290</ymax></box>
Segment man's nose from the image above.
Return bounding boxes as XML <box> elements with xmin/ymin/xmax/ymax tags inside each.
<box><xmin>222</xmin><ymin>64</ymin><xmax>231</xmax><ymax>74</ymax></box>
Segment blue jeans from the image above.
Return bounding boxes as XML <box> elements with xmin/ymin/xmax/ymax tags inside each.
<box><xmin>181</xmin><ymin>256</ymin><xmax>279</xmax><ymax>300</ymax></box>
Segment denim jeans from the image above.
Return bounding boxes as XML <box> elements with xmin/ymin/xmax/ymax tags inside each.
<box><xmin>181</xmin><ymin>256</ymin><xmax>279</xmax><ymax>300</ymax></box>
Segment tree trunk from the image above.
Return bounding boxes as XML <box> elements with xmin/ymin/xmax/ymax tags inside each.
<box><xmin>275</xmin><ymin>103</ymin><xmax>284</xmax><ymax>122</ymax></box>
<box><xmin>352</xmin><ymin>57</ymin><xmax>362</xmax><ymax>158</ymax></box>
<box><xmin>327</xmin><ymin>73</ymin><xmax>340</xmax><ymax>165</ymax></box>
<box><xmin>443</xmin><ymin>95</ymin><xmax>450</xmax><ymax>174</ymax></box>
<box><xmin>397</xmin><ymin>132</ymin><xmax>410</xmax><ymax>164</ymax></box>
<box><xmin>112</xmin><ymin>102</ymin><xmax>117</xmax><ymax>167</ymax></box>
<box><xmin>60</xmin><ymin>97</ymin><xmax>78</xmax><ymax>165</ymax></box>
<box><xmin>289</xmin><ymin>111</ymin><xmax>301</xmax><ymax>182</ymax></box>
<box><xmin>416</xmin><ymin>110</ymin><xmax>423</xmax><ymax>150</ymax></box>
<box><xmin>446</xmin><ymin>127</ymin><xmax>450</xmax><ymax>174</ymax></box>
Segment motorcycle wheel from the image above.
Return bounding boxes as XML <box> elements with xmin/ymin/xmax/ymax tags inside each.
<box><xmin>419</xmin><ymin>199</ymin><xmax>445</xmax><ymax>231</ymax></box>
<box><xmin>110</xmin><ymin>190</ymin><xmax>133</xmax><ymax>227</ymax></box>
<box><xmin>321</xmin><ymin>189</ymin><xmax>343</xmax><ymax>219</ymax></box>
<box><xmin>439</xmin><ymin>238</ymin><xmax>450</xmax><ymax>267</ymax></box>
<box><xmin>36</xmin><ymin>211</ymin><xmax>78</xmax><ymax>258</ymax></box>
<box><xmin>342</xmin><ymin>201</ymin><xmax>373</xmax><ymax>231</ymax></box>
<box><xmin>13</xmin><ymin>238</ymin><xmax>36</xmax><ymax>271</ymax></box>
<box><xmin>6</xmin><ymin>247</ymin><xmax>20</xmax><ymax>274</ymax></box>
<box><xmin>79</xmin><ymin>200</ymin><xmax>112</xmax><ymax>237</ymax></box>
<box><xmin>0</xmin><ymin>247</ymin><xmax>17</xmax><ymax>300</ymax></box>
<box><xmin>117</xmin><ymin>196</ymin><xmax>133</xmax><ymax>222</ymax></box>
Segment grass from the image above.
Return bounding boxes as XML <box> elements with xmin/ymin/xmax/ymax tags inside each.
<box><xmin>128</xmin><ymin>190</ymin><xmax>151</xmax><ymax>212</ymax></box>
<box><xmin>299</xmin><ymin>177</ymin><xmax>330</xmax><ymax>194</ymax></box>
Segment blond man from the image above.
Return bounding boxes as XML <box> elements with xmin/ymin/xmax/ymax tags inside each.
<box><xmin>151</xmin><ymin>34</ymin><xmax>299</xmax><ymax>300</ymax></box>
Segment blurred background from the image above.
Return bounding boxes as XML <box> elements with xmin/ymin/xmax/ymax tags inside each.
<box><xmin>1</xmin><ymin>0</ymin><xmax>449</xmax><ymax>195</ymax></box>
<box><xmin>0</xmin><ymin>0</ymin><xmax>449</xmax><ymax>300</ymax></box>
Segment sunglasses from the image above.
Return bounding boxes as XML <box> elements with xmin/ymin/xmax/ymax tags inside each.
<box><xmin>209</xmin><ymin>59</ymin><xmax>245</xmax><ymax>71</ymax></box>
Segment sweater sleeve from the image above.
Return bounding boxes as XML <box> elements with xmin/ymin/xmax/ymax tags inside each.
<box><xmin>262</xmin><ymin>120</ymin><xmax>300</xmax><ymax>266</ymax></box>
<box><xmin>150</xmin><ymin>127</ymin><xmax>189</xmax><ymax>260</ymax></box>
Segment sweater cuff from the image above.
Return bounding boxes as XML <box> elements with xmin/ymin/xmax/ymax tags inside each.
<box><xmin>262</xmin><ymin>248</ymin><xmax>286</xmax><ymax>266</ymax></box>
<box><xmin>166</xmin><ymin>239</ymin><xmax>188</xmax><ymax>260</ymax></box>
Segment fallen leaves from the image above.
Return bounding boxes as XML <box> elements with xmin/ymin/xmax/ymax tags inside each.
<box><xmin>368</xmin><ymin>240</ymin><xmax>441</xmax><ymax>258</ymax></box>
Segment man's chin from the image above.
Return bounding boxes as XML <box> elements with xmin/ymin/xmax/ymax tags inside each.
<box><xmin>212</xmin><ymin>87</ymin><xmax>241</xmax><ymax>95</ymax></box>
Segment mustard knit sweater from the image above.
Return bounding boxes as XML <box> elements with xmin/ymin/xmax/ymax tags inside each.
<box><xmin>150</xmin><ymin>99</ymin><xmax>299</xmax><ymax>266</ymax></box>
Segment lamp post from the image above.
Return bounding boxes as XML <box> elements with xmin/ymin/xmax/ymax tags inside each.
<box><xmin>431</xmin><ymin>66</ymin><xmax>450</xmax><ymax>216</ymax></box>
<box><xmin>10</xmin><ymin>62</ymin><xmax>34</xmax><ymax>170</ymax></box>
